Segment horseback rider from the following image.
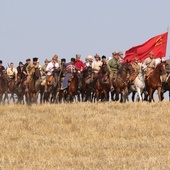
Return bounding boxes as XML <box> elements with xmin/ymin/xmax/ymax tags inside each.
<box><xmin>0</xmin><ymin>60</ymin><xmax>5</xmax><ymax>76</ymax></box>
<box><xmin>107</xmin><ymin>52</ymin><xmax>120</xmax><ymax>91</ymax></box>
<box><xmin>129</xmin><ymin>57</ymin><xmax>140</xmax><ymax>84</ymax></box>
<box><xmin>44</xmin><ymin>55</ymin><xmax>60</xmax><ymax>92</ymax></box>
<box><xmin>25</xmin><ymin>57</ymin><xmax>39</xmax><ymax>92</ymax></box>
<box><xmin>118</xmin><ymin>51</ymin><xmax>124</xmax><ymax>66</ymax></box>
<box><xmin>61</xmin><ymin>58</ymin><xmax>76</xmax><ymax>90</ymax></box>
<box><xmin>17</xmin><ymin>61</ymin><xmax>24</xmax><ymax>81</ymax></box>
<box><xmin>7</xmin><ymin>62</ymin><xmax>18</xmax><ymax>82</ymax></box>
<box><xmin>74</xmin><ymin>54</ymin><xmax>85</xmax><ymax>72</ymax></box>
<box><xmin>22</xmin><ymin>58</ymin><xmax>31</xmax><ymax>82</ymax></box>
<box><xmin>41</xmin><ymin>59</ymin><xmax>49</xmax><ymax>77</ymax></box>
<box><xmin>91</xmin><ymin>54</ymin><xmax>102</xmax><ymax>81</ymax></box>
<box><xmin>60</xmin><ymin>58</ymin><xmax>66</xmax><ymax>83</ymax></box>
<box><xmin>101</xmin><ymin>55</ymin><xmax>107</xmax><ymax>65</ymax></box>
<box><xmin>143</xmin><ymin>51</ymin><xmax>156</xmax><ymax>79</ymax></box>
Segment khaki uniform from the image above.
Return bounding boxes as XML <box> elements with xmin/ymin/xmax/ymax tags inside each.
<box><xmin>130</xmin><ymin>63</ymin><xmax>140</xmax><ymax>82</ymax></box>
<box><xmin>25</xmin><ymin>63</ymin><xmax>39</xmax><ymax>88</ymax></box>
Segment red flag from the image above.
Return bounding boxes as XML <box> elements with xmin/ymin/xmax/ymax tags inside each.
<box><xmin>124</xmin><ymin>32</ymin><xmax>168</xmax><ymax>62</ymax></box>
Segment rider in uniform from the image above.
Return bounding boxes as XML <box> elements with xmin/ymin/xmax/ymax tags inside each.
<box><xmin>107</xmin><ymin>52</ymin><xmax>120</xmax><ymax>91</ymax></box>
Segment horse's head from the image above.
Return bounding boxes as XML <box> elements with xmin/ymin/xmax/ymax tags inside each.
<box><xmin>82</xmin><ymin>66</ymin><xmax>92</xmax><ymax>78</ymax></box>
<box><xmin>123</xmin><ymin>62</ymin><xmax>134</xmax><ymax>74</ymax></box>
<box><xmin>100</xmin><ymin>63</ymin><xmax>109</xmax><ymax>74</ymax></box>
<box><xmin>1</xmin><ymin>70</ymin><xmax>8</xmax><ymax>80</ymax></box>
<box><xmin>34</xmin><ymin>68</ymin><xmax>41</xmax><ymax>79</ymax></box>
<box><xmin>155</xmin><ymin>61</ymin><xmax>166</xmax><ymax>74</ymax></box>
<box><xmin>53</xmin><ymin>67</ymin><xmax>60</xmax><ymax>75</ymax></box>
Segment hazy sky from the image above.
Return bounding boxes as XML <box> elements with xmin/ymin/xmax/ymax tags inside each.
<box><xmin>1</xmin><ymin>0</ymin><xmax>170</xmax><ymax>66</ymax></box>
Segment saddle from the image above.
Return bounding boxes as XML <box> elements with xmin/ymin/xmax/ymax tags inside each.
<box><xmin>145</xmin><ymin>69</ymin><xmax>153</xmax><ymax>80</ymax></box>
<box><xmin>47</xmin><ymin>75</ymin><xmax>54</xmax><ymax>85</ymax></box>
<box><xmin>129</xmin><ymin>71</ymin><xmax>139</xmax><ymax>82</ymax></box>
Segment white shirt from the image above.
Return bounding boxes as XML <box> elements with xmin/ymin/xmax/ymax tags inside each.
<box><xmin>92</xmin><ymin>60</ymin><xmax>102</xmax><ymax>73</ymax></box>
<box><xmin>46</xmin><ymin>62</ymin><xmax>59</xmax><ymax>76</ymax></box>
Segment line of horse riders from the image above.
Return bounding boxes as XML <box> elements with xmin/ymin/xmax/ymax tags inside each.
<box><xmin>0</xmin><ymin>51</ymin><xmax>170</xmax><ymax>104</ymax></box>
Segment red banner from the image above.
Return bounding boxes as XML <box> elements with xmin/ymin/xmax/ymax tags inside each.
<box><xmin>124</xmin><ymin>32</ymin><xmax>168</xmax><ymax>62</ymax></box>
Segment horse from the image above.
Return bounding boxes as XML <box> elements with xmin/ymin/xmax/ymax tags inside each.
<box><xmin>129</xmin><ymin>63</ymin><xmax>147</xmax><ymax>101</ymax></box>
<box><xmin>15</xmin><ymin>74</ymin><xmax>25</xmax><ymax>104</ymax></box>
<box><xmin>64</xmin><ymin>70</ymin><xmax>86</xmax><ymax>102</ymax></box>
<box><xmin>0</xmin><ymin>70</ymin><xmax>9</xmax><ymax>104</ymax></box>
<box><xmin>25</xmin><ymin>68</ymin><xmax>41</xmax><ymax>105</ymax></box>
<box><xmin>112</xmin><ymin>62</ymin><xmax>134</xmax><ymax>102</ymax></box>
<box><xmin>159</xmin><ymin>62</ymin><xmax>170</xmax><ymax>101</ymax></box>
<box><xmin>44</xmin><ymin>67</ymin><xmax>61</xmax><ymax>103</ymax></box>
<box><xmin>81</xmin><ymin>66</ymin><xmax>93</xmax><ymax>101</ymax></box>
<box><xmin>7</xmin><ymin>76</ymin><xmax>17</xmax><ymax>103</ymax></box>
<box><xmin>92</xmin><ymin>63</ymin><xmax>110</xmax><ymax>102</ymax></box>
<box><xmin>145</xmin><ymin>61</ymin><xmax>166</xmax><ymax>102</ymax></box>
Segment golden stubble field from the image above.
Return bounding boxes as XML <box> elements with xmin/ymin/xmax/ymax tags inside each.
<box><xmin>0</xmin><ymin>101</ymin><xmax>170</xmax><ymax>170</ymax></box>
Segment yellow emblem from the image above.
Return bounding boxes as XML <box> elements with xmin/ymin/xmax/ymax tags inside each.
<box><xmin>155</xmin><ymin>36</ymin><xmax>162</xmax><ymax>46</ymax></box>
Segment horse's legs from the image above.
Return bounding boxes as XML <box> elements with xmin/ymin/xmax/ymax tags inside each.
<box><xmin>95</xmin><ymin>90</ymin><xmax>100</xmax><ymax>102</ymax></box>
<box><xmin>157</xmin><ymin>86</ymin><xmax>163</xmax><ymax>101</ymax></box>
<box><xmin>131</xmin><ymin>91</ymin><xmax>136</xmax><ymax>102</ymax></box>
<box><xmin>136</xmin><ymin>88</ymin><xmax>142</xmax><ymax>101</ymax></box>
<box><xmin>122</xmin><ymin>88</ymin><xmax>128</xmax><ymax>103</ymax></box>
<box><xmin>149</xmin><ymin>88</ymin><xmax>155</xmax><ymax>102</ymax></box>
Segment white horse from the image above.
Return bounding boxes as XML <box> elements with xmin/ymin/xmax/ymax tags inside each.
<box><xmin>129</xmin><ymin>63</ymin><xmax>147</xmax><ymax>101</ymax></box>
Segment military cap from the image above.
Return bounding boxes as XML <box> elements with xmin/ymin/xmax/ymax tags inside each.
<box><xmin>61</xmin><ymin>58</ymin><xmax>66</xmax><ymax>62</ymax></box>
<box><xmin>19</xmin><ymin>61</ymin><xmax>23</xmax><ymax>65</ymax></box>
<box><xmin>71</xmin><ymin>58</ymin><xmax>75</xmax><ymax>62</ymax></box>
<box><xmin>33</xmin><ymin>57</ymin><xmax>38</xmax><ymax>62</ymax></box>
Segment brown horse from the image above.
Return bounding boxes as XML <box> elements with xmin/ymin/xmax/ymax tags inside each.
<box><xmin>112</xmin><ymin>62</ymin><xmax>134</xmax><ymax>102</ymax></box>
<box><xmin>65</xmin><ymin>70</ymin><xmax>86</xmax><ymax>102</ymax></box>
<box><xmin>0</xmin><ymin>70</ymin><xmax>9</xmax><ymax>104</ymax></box>
<box><xmin>8</xmin><ymin>77</ymin><xmax>17</xmax><ymax>103</ymax></box>
<box><xmin>145</xmin><ymin>61</ymin><xmax>166</xmax><ymax>102</ymax></box>
<box><xmin>25</xmin><ymin>68</ymin><xmax>41</xmax><ymax>105</ymax></box>
<box><xmin>92</xmin><ymin>63</ymin><xmax>110</xmax><ymax>102</ymax></box>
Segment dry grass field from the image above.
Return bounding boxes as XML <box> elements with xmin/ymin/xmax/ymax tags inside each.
<box><xmin>0</xmin><ymin>101</ymin><xmax>170</xmax><ymax>169</ymax></box>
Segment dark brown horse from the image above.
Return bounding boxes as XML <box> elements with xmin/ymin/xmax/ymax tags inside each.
<box><xmin>145</xmin><ymin>61</ymin><xmax>166</xmax><ymax>102</ymax></box>
<box><xmin>0</xmin><ymin>70</ymin><xmax>9</xmax><ymax>104</ymax></box>
<box><xmin>81</xmin><ymin>66</ymin><xmax>93</xmax><ymax>101</ymax></box>
<box><xmin>160</xmin><ymin>62</ymin><xmax>170</xmax><ymax>101</ymax></box>
<box><xmin>44</xmin><ymin>67</ymin><xmax>61</xmax><ymax>103</ymax></box>
<box><xmin>112</xmin><ymin>62</ymin><xmax>134</xmax><ymax>102</ymax></box>
<box><xmin>15</xmin><ymin>74</ymin><xmax>25</xmax><ymax>104</ymax></box>
<box><xmin>92</xmin><ymin>63</ymin><xmax>110</xmax><ymax>102</ymax></box>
